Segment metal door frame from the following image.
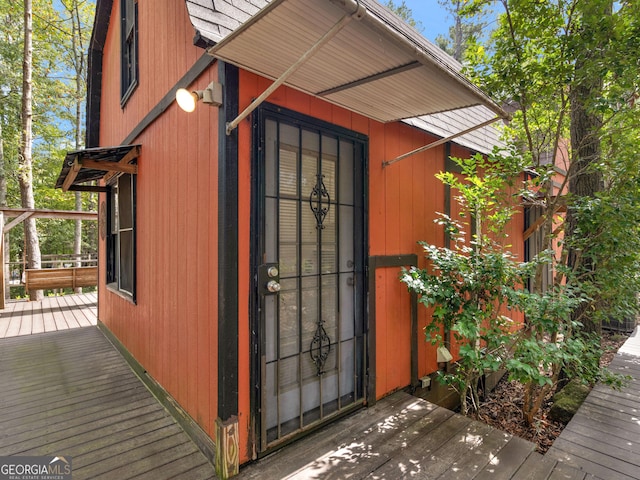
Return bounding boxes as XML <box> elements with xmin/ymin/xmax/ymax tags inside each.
<box><xmin>249</xmin><ymin>103</ymin><xmax>369</xmax><ymax>455</ymax></box>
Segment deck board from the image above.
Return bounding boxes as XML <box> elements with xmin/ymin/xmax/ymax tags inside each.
<box><xmin>474</xmin><ymin>435</ymin><xmax>536</xmax><ymax>480</ymax></box>
<box><xmin>511</xmin><ymin>452</ymin><xmax>558</xmax><ymax>480</ymax></box>
<box><xmin>0</xmin><ymin>292</ymin><xmax>97</xmax><ymax>338</ymax></box>
<box><xmin>237</xmin><ymin>395</ymin><xmax>541</xmax><ymax>480</ymax></box>
<box><xmin>547</xmin><ymin>327</ymin><xmax>640</xmax><ymax>480</ymax></box>
<box><xmin>1</xmin><ymin>300</ymin><xmax>637</xmax><ymax>479</ymax></box>
<box><xmin>0</xmin><ymin>327</ymin><xmax>216</xmax><ymax>480</ymax></box>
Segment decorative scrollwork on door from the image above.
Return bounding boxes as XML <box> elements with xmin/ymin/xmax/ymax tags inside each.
<box><xmin>310</xmin><ymin>321</ymin><xmax>331</xmax><ymax>376</ymax></box>
<box><xmin>309</xmin><ymin>173</ymin><xmax>330</xmax><ymax>229</ymax></box>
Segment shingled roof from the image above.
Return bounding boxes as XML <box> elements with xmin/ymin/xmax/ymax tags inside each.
<box><xmin>186</xmin><ymin>0</ymin><xmax>269</xmax><ymax>46</ymax></box>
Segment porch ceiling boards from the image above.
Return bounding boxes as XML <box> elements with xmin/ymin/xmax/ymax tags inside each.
<box><xmin>207</xmin><ymin>0</ymin><xmax>507</xmax><ymax>124</ymax></box>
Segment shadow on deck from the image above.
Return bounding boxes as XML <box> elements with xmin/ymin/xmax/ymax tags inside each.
<box><xmin>548</xmin><ymin>327</ymin><xmax>640</xmax><ymax>480</ymax></box>
<box><xmin>1</xmin><ymin>310</ymin><xmax>638</xmax><ymax>479</ymax></box>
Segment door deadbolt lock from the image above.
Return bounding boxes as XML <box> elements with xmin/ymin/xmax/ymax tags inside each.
<box><xmin>266</xmin><ymin>280</ymin><xmax>281</xmax><ymax>293</ymax></box>
<box><xmin>258</xmin><ymin>263</ymin><xmax>280</xmax><ymax>295</ymax></box>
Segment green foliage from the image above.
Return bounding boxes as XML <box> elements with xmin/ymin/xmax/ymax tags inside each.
<box><xmin>1</xmin><ymin>0</ymin><xmax>97</xmax><ymax>297</ymax></box>
<box><xmin>402</xmin><ymin>155</ymin><xmax>527</xmax><ymax>415</ymax></box>
<box><xmin>402</xmin><ymin>153</ymin><xmax>629</xmax><ymax>419</ymax></box>
<box><xmin>384</xmin><ymin>0</ymin><xmax>423</xmax><ymax>31</ymax></box>
<box><xmin>463</xmin><ymin>0</ymin><xmax>640</xmax><ymax>331</ymax></box>
<box><xmin>435</xmin><ymin>0</ymin><xmax>488</xmax><ymax>62</ymax></box>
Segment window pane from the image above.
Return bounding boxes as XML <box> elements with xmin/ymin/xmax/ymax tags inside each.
<box><xmin>265</xmin><ymin>119</ymin><xmax>278</xmax><ymax>197</ymax></box>
<box><xmin>121</xmin><ymin>0</ymin><xmax>138</xmax><ymax>101</ymax></box>
<box><xmin>118</xmin><ymin>175</ymin><xmax>133</xmax><ymax>229</ymax></box>
<box><xmin>119</xmin><ymin>230</ymin><xmax>134</xmax><ymax>294</ymax></box>
<box><xmin>279</xmin><ymin>147</ymin><xmax>298</xmax><ymax>197</ymax></box>
<box><xmin>110</xmin><ymin>185</ymin><xmax>119</xmax><ymax>234</ymax></box>
<box><xmin>339</xmin><ymin>140</ymin><xmax>354</xmax><ymax>206</ymax></box>
<box><xmin>321</xmin><ymin>135</ymin><xmax>337</xmax><ymax>201</ymax></box>
<box><xmin>124</xmin><ymin>0</ymin><xmax>135</xmax><ymax>32</ymax></box>
<box><xmin>279</xmin><ymin>279</ymin><xmax>299</xmax><ymax>359</ymax></box>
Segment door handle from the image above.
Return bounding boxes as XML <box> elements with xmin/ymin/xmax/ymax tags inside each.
<box><xmin>266</xmin><ymin>280</ymin><xmax>281</xmax><ymax>293</ymax></box>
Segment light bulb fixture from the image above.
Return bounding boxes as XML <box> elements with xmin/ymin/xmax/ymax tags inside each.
<box><xmin>175</xmin><ymin>81</ymin><xmax>222</xmax><ymax>112</ymax></box>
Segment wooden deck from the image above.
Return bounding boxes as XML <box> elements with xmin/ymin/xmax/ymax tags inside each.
<box><xmin>0</xmin><ymin>326</ymin><xmax>216</xmax><ymax>479</ymax></box>
<box><xmin>237</xmin><ymin>390</ymin><xmax>597</xmax><ymax>480</ymax></box>
<box><xmin>1</xmin><ymin>305</ymin><xmax>638</xmax><ymax>480</ymax></box>
<box><xmin>0</xmin><ymin>292</ymin><xmax>97</xmax><ymax>338</ymax></box>
<box><xmin>239</xmin><ymin>331</ymin><xmax>640</xmax><ymax>480</ymax></box>
<box><xmin>547</xmin><ymin>327</ymin><xmax>640</xmax><ymax>480</ymax></box>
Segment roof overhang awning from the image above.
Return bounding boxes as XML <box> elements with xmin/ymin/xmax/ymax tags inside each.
<box><xmin>55</xmin><ymin>145</ymin><xmax>140</xmax><ymax>192</ymax></box>
<box><xmin>207</xmin><ymin>0</ymin><xmax>507</xmax><ymax>130</ymax></box>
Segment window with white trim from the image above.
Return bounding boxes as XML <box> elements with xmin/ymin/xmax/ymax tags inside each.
<box><xmin>107</xmin><ymin>174</ymin><xmax>136</xmax><ymax>299</ymax></box>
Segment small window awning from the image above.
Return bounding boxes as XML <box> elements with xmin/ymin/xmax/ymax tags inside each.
<box><xmin>208</xmin><ymin>0</ymin><xmax>507</xmax><ymax>127</ymax></box>
<box><xmin>55</xmin><ymin>145</ymin><xmax>140</xmax><ymax>192</ymax></box>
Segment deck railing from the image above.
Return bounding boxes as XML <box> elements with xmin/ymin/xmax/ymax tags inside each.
<box><xmin>4</xmin><ymin>253</ymin><xmax>99</xmax><ymax>306</ymax></box>
<box><xmin>7</xmin><ymin>253</ymin><xmax>98</xmax><ymax>288</ymax></box>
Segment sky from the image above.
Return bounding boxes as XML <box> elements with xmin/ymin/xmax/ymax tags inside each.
<box><xmin>396</xmin><ymin>0</ymin><xmax>454</xmax><ymax>42</ymax></box>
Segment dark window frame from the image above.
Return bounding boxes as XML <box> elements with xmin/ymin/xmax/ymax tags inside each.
<box><xmin>120</xmin><ymin>0</ymin><xmax>139</xmax><ymax>106</ymax></box>
<box><xmin>106</xmin><ymin>173</ymin><xmax>137</xmax><ymax>302</ymax></box>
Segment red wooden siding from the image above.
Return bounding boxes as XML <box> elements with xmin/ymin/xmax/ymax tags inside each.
<box><xmin>96</xmin><ymin>0</ymin><xmax>527</xmax><ymax>465</ymax></box>
<box><xmin>97</xmin><ymin>0</ymin><xmax>219</xmax><ymax>441</ymax></box>
<box><xmin>236</xmin><ymin>71</ymin><xmax>486</xmax><ymax>411</ymax></box>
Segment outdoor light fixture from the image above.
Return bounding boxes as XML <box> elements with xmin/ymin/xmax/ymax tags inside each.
<box><xmin>175</xmin><ymin>81</ymin><xmax>222</xmax><ymax>112</ymax></box>
<box><xmin>436</xmin><ymin>345</ymin><xmax>453</xmax><ymax>363</ymax></box>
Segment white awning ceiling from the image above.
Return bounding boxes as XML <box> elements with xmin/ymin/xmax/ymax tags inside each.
<box><xmin>207</xmin><ymin>0</ymin><xmax>506</xmax><ymax>124</ymax></box>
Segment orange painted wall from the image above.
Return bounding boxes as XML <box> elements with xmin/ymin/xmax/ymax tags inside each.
<box><xmin>97</xmin><ymin>0</ymin><xmax>219</xmax><ymax>440</ymax></box>
<box><xmin>236</xmin><ymin>72</ymin><xmax>470</xmax><ymax>424</ymax></box>
<box><xmin>96</xmin><ymin>0</ymin><xmax>527</xmax><ymax>465</ymax></box>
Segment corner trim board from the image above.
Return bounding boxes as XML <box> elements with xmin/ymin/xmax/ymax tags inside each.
<box><xmin>217</xmin><ymin>61</ymin><xmax>240</xmax><ymax>423</ymax></box>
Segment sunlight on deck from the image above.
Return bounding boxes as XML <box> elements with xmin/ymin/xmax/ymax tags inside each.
<box><xmin>0</xmin><ymin>292</ymin><xmax>97</xmax><ymax>338</ymax></box>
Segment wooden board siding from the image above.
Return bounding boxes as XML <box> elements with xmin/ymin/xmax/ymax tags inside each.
<box><xmin>97</xmin><ymin>1</ymin><xmax>219</xmax><ymax>448</ymax></box>
<box><xmin>96</xmin><ymin>3</ymin><xmax>527</xmax><ymax>467</ymax></box>
<box><xmin>99</xmin><ymin>0</ymin><xmax>206</xmax><ymax>145</ymax></box>
<box><xmin>236</xmin><ymin>71</ymin><xmax>499</xmax><ymax>405</ymax></box>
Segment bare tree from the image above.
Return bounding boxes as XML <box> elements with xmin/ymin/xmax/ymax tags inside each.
<box><xmin>0</xmin><ymin>121</ymin><xmax>7</xmax><ymax>302</ymax></box>
<box><xmin>62</xmin><ymin>0</ymin><xmax>90</xmax><ymax>292</ymax></box>
<box><xmin>19</xmin><ymin>0</ymin><xmax>42</xmax><ymax>301</ymax></box>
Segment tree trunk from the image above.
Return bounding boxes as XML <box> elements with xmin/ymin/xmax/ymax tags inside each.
<box><xmin>0</xmin><ymin>121</ymin><xmax>7</xmax><ymax>303</ymax></box>
<box><xmin>565</xmin><ymin>1</ymin><xmax>610</xmax><ymax>336</ymax></box>
<box><xmin>73</xmin><ymin>40</ymin><xmax>83</xmax><ymax>293</ymax></box>
<box><xmin>69</xmin><ymin>0</ymin><xmax>86</xmax><ymax>293</ymax></box>
<box><xmin>20</xmin><ymin>0</ymin><xmax>42</xmax><ymax>301</ymax></box>
<box><xmin>453</xmin><ymin>0</ymin><xmax>463</xmax><ymax>62</ymax></box>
